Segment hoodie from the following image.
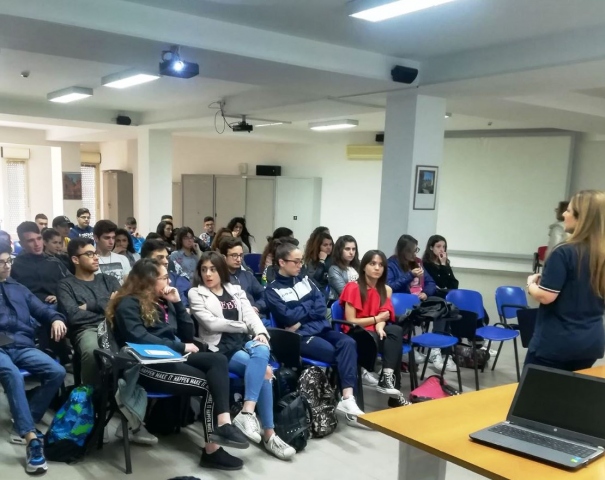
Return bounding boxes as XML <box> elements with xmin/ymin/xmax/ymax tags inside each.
<box><xmin>68</xmin><ymin>225</ymin><xmax>94</xmax><ymax>240</ymax></box>
<box><xmin>11</xmin><ymin>252</ymin><xmax>71</xmax><ymax>301</ymax></box>
<box><xmin>386</xmin><ymin>256</ymin><xmax>436</xmax><ymax>296</ymax></box>
<box><xmin>265</xmin><ymin>272</ymin><xmax>329</xmax><ymax>337</ymax></box>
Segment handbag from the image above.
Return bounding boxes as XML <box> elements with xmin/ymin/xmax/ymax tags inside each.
<box><xmin>409</xmin><ymin>375</ymin><xmax>459</xmax><ymax>403</ymax></box>
<box><xmin>454</xmin><ymin>343</ymin><xmax>490</xmax><ymax>369</ymax></box>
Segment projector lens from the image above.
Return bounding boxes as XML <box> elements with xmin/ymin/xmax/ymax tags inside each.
<box><xmin>173</xmin><ymin>60</ymin><xmax>185</xmax><ymax>72</ymax></box>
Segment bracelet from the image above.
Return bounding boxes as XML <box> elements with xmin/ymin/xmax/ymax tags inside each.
<box><xmin>373</xmin><ymin>316</ymin><xmax>377</xmax><ymax>325</ymax></box>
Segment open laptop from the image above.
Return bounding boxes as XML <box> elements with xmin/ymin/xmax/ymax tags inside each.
<box><xmin>470</xmin><ymin>365</ymin><xmax>605</xmax><ymax>470</ymax></box>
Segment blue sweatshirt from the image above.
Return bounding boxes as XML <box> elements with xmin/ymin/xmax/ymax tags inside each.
<box><xmin>68</xmin><ymin>226</ymin><xmax>94</xmax><ymax>240</ymax></box>
<box><xmin>387</xmin><ymin>256</ymin><xmax>436</xmax><ymax>296</ymax></box>
<box><xmin>265</xmin><ymin>272</ymin><xmax>328</xmax><ymax>337</ymax></box>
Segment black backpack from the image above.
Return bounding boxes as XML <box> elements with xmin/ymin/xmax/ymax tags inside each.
<box><xmin>297</xmin><ymin>366</ymin><xmax>338</xmax><ymax>438</ymax></box>
<box><xmin>273</xmin><ymin>392</ymin><xmax>311</xmax><ymax>452</ymax></box>
<box><xmin>407</xmin><ymin>297</ymin><xmax>460</xmax><ymax>331</ymax></box>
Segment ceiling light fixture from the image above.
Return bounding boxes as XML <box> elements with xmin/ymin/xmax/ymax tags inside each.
<box><xmin>309</xmin><ymin>119</ymin><xmax>359</xmax><ymax>131</ymax></box>
<box><xmin>445</xmin><ymin>112</ymin><xmax>452</xmax><ymax>118</ymax></box>
<box><xmin>349</xmin><ymin>0</ymin><xmax>456</xmax><ymax>22</ymax></box>
<box><xmin>47</xmin><ymin>86</ymin><xmax>93</xmax><ymax>103</ymax></box>
<box><xmin>256</xmin><ymin>122</ymin><xmax>284</xmax><ymax>128</ymax></box>
<box><xmin>102</xmin><ymin>69</ymin><xmax>160</xmax><ymax>89</ymax></box>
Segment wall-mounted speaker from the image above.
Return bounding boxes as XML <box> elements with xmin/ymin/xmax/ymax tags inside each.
<box><xmin>256</xmin><ymin>165</ymin><xmax>282</xmax><ymax>176</ymax></box>
<box><xmin>391</xmin><ymin>65</ymin><xmax>419</xmax><ymax>84</ymax></box>
<box><xmin>116</xmin><ymin>115</ymin><xmax>132</xmax><ymax>126</ymax></box>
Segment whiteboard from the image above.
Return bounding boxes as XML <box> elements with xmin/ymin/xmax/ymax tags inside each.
<box><xmin>436</xmin><ymin>135</ymin><xmax>572</xmax><ymax>256</ymax></box>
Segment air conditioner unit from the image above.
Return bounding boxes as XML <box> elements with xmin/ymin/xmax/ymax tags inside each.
<box><xmin>0</xmin><ymin>147</ymin><xmax>30</xmax><ymax>160</ymax></box>
<box><xmin>346</xmin><ymin>145</ymin><xmax>383</xmax><ymax>160</ymax></box>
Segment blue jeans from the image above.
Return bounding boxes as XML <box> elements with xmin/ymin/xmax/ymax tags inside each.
<box><xmin>228</xmin><ymin>341</ymin><xmax>274</xmax><ymax>429</ymax></box>
<box><xmin>0</xmin><ymin>347</ymin><xmax>66</xmax><ymax>437</ymax></box>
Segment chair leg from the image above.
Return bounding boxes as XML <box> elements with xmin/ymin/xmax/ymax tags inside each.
<box><xmin>491</xmin><ymin>342</ymin><xmax>505</xmax><ymax>371</ymax></box>
<box><xmin>97</xmin><ymin>378</ymin><xmax>109</xmax><ymax>450</ymax></box>
<box><xmin>408</xmin><ymin>347</ymin><xmax>417</xmax><ymax>390</ymax></box>
<box><xmin>472</xmin><ymin>347</ymin><xmax>480</xmax><ymax>391</ymax></box>
<box><xmin>121</xmin><ymin>415</ymin><xmax>132</xmax><ymax>474</ymax></box>
<box><xmin>513</xmin><ymin>338</ymin><xmax>521</xmax><ymax>382</ymax></box>
<box><xmin>455</xmin><ymin>360</ymin><xmax>463</xmax><ymax>393</ymax></box>
<box><xmin>420</xmin><ymin>353</ymin><xmax>430</xmax><ymax>381</ymax></box>
<box><xmin>481</xmin><ymin>341</ymin><xmax>492</xmax><ymax>373</ymax></box>
<box><xmin>356</xmin><ymin>365</ymin><xmax>365</xmax><ymax>411</ymax></box>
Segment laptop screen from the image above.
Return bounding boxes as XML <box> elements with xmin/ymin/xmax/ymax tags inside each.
<box><xmin>511</xmin><ymin>366</ymin><xmax>605</xmax><ymax>441</ymax></box>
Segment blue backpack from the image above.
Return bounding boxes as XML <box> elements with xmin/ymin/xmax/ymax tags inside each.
<box><xmin>44</xmin><ymin>385</ymin><xmax>95</xmax><ymax>463</ymax></box>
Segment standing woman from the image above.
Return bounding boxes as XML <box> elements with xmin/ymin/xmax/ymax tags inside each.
<box><xmin>387</xmin><ymin>234</ymin><xmax>436</xmax><ymax>300</ymax></box>
<box><xmin>189</xmin><ymin>252</ymin><xmax>295</xmax><ymax>460</ymax></box>
<box><xmin>304</xmin><ymin>232</ymin><xmax>333</xmax><ymax>297</ymax></box>
<box><xmin>526</xmin><ymin>190</ymin><xmax>605</xmax><ymax>371</ymax></box>
<box><xmin>106</xmin><ymin>259</ymin><xmax>249</xmax><ymax>470</ymax></box>
<box><xmin>340</xmin><ymin>250</ymin><xmax>410</xmax><ymax>408</ymax></box>
<box><xmin>114</xmin><ymin>228</ymin><xmax>141</xmax><ymax>267</ymax></box>
<box><xmin>422</xmin><ymin>235</ymin><xmax>458</xmax><ymax>297</ymax></box>
<box><xmin>156</xmin><ymin>221</ymin><xmax>175</xmax><ymax>252</ymax></box>
<box><xmin>170</xmin><ymin>226</ymin><xmax>202</xmax><ymax>280</ymax></box>
<box><xmin>328</xmin><ymin>235</ymin><xmax>360</xmax><ymax>299</ymax></box>
<box><xmin>228</xmin><ymin>217</ymin><xmax>254</xmax><ymax>253</ymax></box>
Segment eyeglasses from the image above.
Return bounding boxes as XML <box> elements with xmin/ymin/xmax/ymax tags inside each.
<box><xmin>77</xmin><ymin>251</ymin><xmax>99</xmax><ymax>259</ymax></box>
<box><xmin>0</xmin><ymin>258</ymin><xmax>13</xmax><ymax>268</ymax></box>
<box><xmin>284</xmin><ymin>259</ymin><xmax>303</xmax><ymax>266</ymax></box>
<box><xmin>415</xmin><ymin>247</ymin><xmax>420</xmax><ymax>254</ymax></box>
<box><xmin>79</xmin><ymin>215</ymin><xmax>91</xmax><ymax>220</ymax></box>
<box><xmin>227</xmin><ymin>253</ymin><xmax>244</xmax><ymax>260</ymax></box>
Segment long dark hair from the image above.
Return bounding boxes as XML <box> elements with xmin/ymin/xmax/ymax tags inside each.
<box><xmin>106</xmin><ymin>259</ymin><xmax>162</xmax><ymax>328</ymax></box>
<box><xmin>192</xmin><ymin>251</ymin><xmax>231</xmax><ymax>287</ymax></box>
<box><xmin>304</xmin><ymin>231</ymin><xmax>333</xmax><ymax>264</ymax></box>
<box><xmin>210</xmin><ymin>227</ymin><xmax>232</xmax><ymax>251</ymax></box>
<box><xmin>332</xmin><ymin>235</ymin><xmax>360</xmax><ymax>270</ymax></box>
<box><xmin>303</xmin><ymin>226</ymin><xmax>329</xmax><ymax>262</ymax></box>
<box><xmin>114</xmin><ymin>228</ymin><xmax>136</xmax><ymax>254</ymax></box>
<box><xmin>395</xmin><ymin>234</ymin><xmax>419</xmax><ymax>272</ymax></box>
<box><xmin>422</xmin><ymin>235</ymin><xmax>449</xmax><ymax>266</ymax></box>
<box><xmin>227</xmin><ymin>217</ymin><xmax>254</xmax><ymax>252</ymax></box>
<box><xmin>156</xmin><ymin>221</ymin><xmax>173</xmax><ymax>243</ymax></box>
<box><xmin>358</xmin><ymin>250</ymin><xmax>388</xmax><ymax>307</ymax></box>
<box><xmin>175</xmin><ymin>226</ymin><xmax>195</xmax><ymax>251</ymax></box>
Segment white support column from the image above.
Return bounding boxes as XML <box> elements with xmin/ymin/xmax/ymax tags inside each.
<box><xmin>378</xmin><ymin>93</ymin><xmax>446</xmax><ymax>254</ymax></box>
<box><xmin>136</xmin><ymin>129</ymin><xmax>172</xmax><ymax>235</ymax></box>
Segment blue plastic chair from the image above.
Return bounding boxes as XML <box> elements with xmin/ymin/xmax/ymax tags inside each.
<box><xmin>410</xmin><ymin>331</ymin><xmax>461</xmax><ymax>391</ymax></box>
<box><xmin>12</xmin><ymin>241</ymin><xmax>22</xmax><ymax>254</ymax></box>
<box><xmin>447</xmin><ymin>289</ymin><xmax>520</xmax><ymax>382</ymax></box>
<box><xmin>244</xmin><ymin>253</ymin><xmax>262</xmax><ymax>274</ymax></box>
<box><xmin>391</xmin><ymin>293</ymin><xmax>420</xmax><ymax>317</ymax></box>
<box><xmin>495</xmin><ymin>286</ymin><xmax>529</xmax><ymax>328</ymax></box>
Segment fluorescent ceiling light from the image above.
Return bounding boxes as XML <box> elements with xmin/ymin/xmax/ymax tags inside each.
<box><xmin>256</xmin><ymin>122</ymin><xmax>284</xmax><ymax>127</ymax></box>
<box><xmin>102</xmin><ymin>69</ymin><xmax>160</xmax><ymax>89</ymax></box>
<box><xmin>445</xmin><ymin>112</ymin><xmax>452</xmax><ymax>118</ymax></box>
<box><xmin>350</xmin><ymin>0</ymin><xmax>456</xmax><ymax>22</ymax></box>
<box><xmin>309</xmin><ymin>120</ymin><xmax>359</xmax><ymax>131</ymax></box>
<box><xmin>47</xmin><ymin>86</ymin><xmax>93</xmax><ymax>103</ymax></box>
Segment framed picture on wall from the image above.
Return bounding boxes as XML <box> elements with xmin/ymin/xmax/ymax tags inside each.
<box><xmin>63</xmin><ymin>172</ymin><xmax>82</xmax><ymax>200</ymax></box>
<box><xmin>413</xmin><ymin>165</ymin><xmax>438</xmax><ymax>210</ymax></box>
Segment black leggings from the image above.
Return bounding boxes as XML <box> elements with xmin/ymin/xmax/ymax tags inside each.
<box><xmin>370</xmin><ymin>324</ymin><xmax>404</xmax><ymax>389</ymax></box>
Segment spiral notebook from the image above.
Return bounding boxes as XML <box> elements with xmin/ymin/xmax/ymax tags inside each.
<box><xmin>125</xmin><ymin>343</ymin><xmax>187</xmax><ymax>365</ymax></box>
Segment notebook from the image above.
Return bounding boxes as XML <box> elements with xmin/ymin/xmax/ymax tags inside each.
<box><xmin>125</xmin><ymin>343</ymin><xmax>187</xmax><ymax>365</ymax></box>
<box><xmin>470</xmin><ymin>365</ymin><xmax>605</xmax><ymax>470</ymax></box>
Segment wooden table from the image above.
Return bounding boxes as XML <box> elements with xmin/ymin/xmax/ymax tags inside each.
<box><xmin>358</xmin><ymin>366</ymin><xmax>605</xmax><ymax>480</ymax></box>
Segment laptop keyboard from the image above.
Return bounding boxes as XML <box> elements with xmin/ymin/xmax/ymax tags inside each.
<box><xmin>489</xmin><ymin>424</ymin><xmax>596</xmax><ymax>458</ymax></box>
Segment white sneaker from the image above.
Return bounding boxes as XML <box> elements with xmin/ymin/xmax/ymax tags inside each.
<box><xmin>361</xmin><ymin>368</ymin><xmax>379</xmax><ymax>387</ymax></box>
<box><xmin>444</xmin><ymin>356</ymin><xmax>457</xmax><ymax>372</ymax></box>
<box><xmin>336</xmin><ymin>396</ymin><xmax>364</xmax><ymax>417</ymax></box>
<box><xmin>431</xmin><ymin>354</ymin><xmax>445</xmax><ymax>372</ymax></box>
<box><xmin>428</xmin><ymin>349</ymin><xmax>441</xmax><ymax>364</ymax></box>
<box><xmin>431</xmin><ymin>355</ymin><xmax>457</xmax><ymax>373</ymax></box>
<box><xmin>114</xmin><ymin>425</ymin><xmax>158</xmax><ymax>445</ymax></box>
<box><xmin>414</xmin><ymin>350</ymin><xmax>426</xmax><ymax>364</ymax></box>
<box><xmin>233</xmin><ymin>411</ymin><xmax>262</xmax><ymax>444</ymax></box>
<box><xmin>263</xmin><ymin>433</ymin><xmax>296</xmax><ymax>460</ymax></box>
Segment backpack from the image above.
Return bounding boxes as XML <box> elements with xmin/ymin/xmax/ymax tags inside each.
<box><xmin>406</xmin><ymin>297</ymin><xmax>460</xmax><ymax>332</ymax></box>
<box><xmin>297</xmin><ymin>366</ymin><xmax>338</xmax><ymax>438</ymax></box>
<box><xmin>44</xmin><ymin>385</ymin><xmax>95</xmax><ymax>463</ymax></box>
<box><xmin>409</xmin><ymin>375</ymin><xmax>459</xmax><ymax>403</ymax></box>
<box><xmin>273</xmin><ymin>392</ymin><xmax>312</xmax><ymax>452</ymax></box>
<box><xmin>454</xmin><ymin>344</ymin><xmax>491</xmax><ymax>369</ymax></box>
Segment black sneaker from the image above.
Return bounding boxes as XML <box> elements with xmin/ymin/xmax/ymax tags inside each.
<box><xmin>209</xmin><ymin>423</ymin><xmax>249</xmax><ymax>449</ymax></box>
<box><xmin>200</xmin><ymin>447</ymin><xmax>244</xmax><ymax>470</ymax></box>
<box><xmin>377</xmin><ymin>371</ymin><xmax>399</xmax><ymax>395</ymax></box>
<box><xmin>388</xmin><ymin>393</ymin><xmax>411</xmax><ymax>408</ymax></box>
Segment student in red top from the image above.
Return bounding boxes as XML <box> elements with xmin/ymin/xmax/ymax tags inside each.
<box><xmin>340</xmin><ymin>250</ymin><xmax>410</xmax><ymax>408</ymax></box>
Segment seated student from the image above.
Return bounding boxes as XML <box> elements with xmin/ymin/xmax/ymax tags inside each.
<box><xmin>340</xmin><ymin>250</ymin><xmax>410</xmax><ymax>408</ymax></box>
<box><xmin>124</xmin><ymin>217</ymin><xmax>144</xmax><ymax>254</ymax></box>
<box><xmin>219</xmin><ymin>237</ymin><xmax>267</xmax><ymax>316</ymax></box>
<box><xmin>52</xmin><ymin>215</ymin><xmax>74</xmax><ymax>252</ymax></box>
<box><xmin>304</xmin><ymin>231</ymin><xmax>333</xmax><ymax>298</ymax></box>
<box><xmin>94</xmin><ymin>220</ymin><xmax>131</xmax><ymax>284</ymax></box>
<box><xmin>189</xmin><ymin>252</ymin><xmax>295</xmax><ymax>460</ymax></box>
<box><xmin>156</xmin><ymin>221</ymin><xmax>175</xmax><ymax>253</ymax></box>
<box><xmin>106</xmin><ymin>259</ymin><xmax>248</xmax><ymax>469</ymax></box>
<box><xmin>57</xmin><ymin>238</ymin><xmax>121</xmax><ymax>387</ymax></box>
<box><xmin>263</xmin><ymin>237</ymin><xmax>301</xmax><ymax>286</ymax></box>
<box><xmin>34</xmin><ymin>213</ymin><xmax>48</xmax><ymax>232</ymax></box>
<box><xmin>387</xmin><ymin>235</ymin><xmax>454</xmax><ymax>372</ymax></box>
<box><xmin>0</xmin><ymin>242</ymin><xmax>67</xmax><ymax>474</ymax></box>
<box><xmin>265</xmin><ymin>240</ymin><xmax>365</xmax><ymax>425</ymax></box>
<box><xmin>304</xmin><ymin>226</ymin><xmax>330</xmax><ymax>252</ymax></box>
<box><xmin>68</xmin><ymin>208</ymin><xmax>94</xmax><ymax>240</ymax></box>
<box><xmin>422</xmin><ymin>235</ymin><xmax>459</xmax><ymax>297</ymax></box>
<box><xmin>199</xmin><ymin>216</ymin><xmax>216</xmax><ymax>249</ymax></box>
<box><xmin>42</xmin><ymin>228</ymin><xmax>72</xmax><ymax>272</ymax></box>
<box><xmin>114</xmin><ymin>228</ymin><xmax>141</xmax><ymax>268</ymax></box>
<box><xmin>140</xmin><ymin>239</ymin><xmax>192</xmax><ymax>309</ymax></box>
<box><xmin>210</xmin><ymin>227</ymin><xmax>233</xmax><ymax>252</ymax></box>
<box><xmin>228</xmin><ymin>217</ymin><xmax>254</xmax><ymax>253</ymax></box>
<box><xmin>328</xmin><ymin>235</ymin><xmax>360</xmax><ymax>299</ymax></box>
<box><xmin>170</xmin><ymin>227</ymin><xmax>202</xmax><ymax>280</ymax></box>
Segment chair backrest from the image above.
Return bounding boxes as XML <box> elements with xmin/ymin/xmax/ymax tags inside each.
<box><xmin>331</xmin><ymin>302</ymin><xmax>344</xmax><ymax>321</ymax></box>
<box><xmin>391</xmin><ymin>293</ymin><xmax>420</xmax><ymax>316</ymax></box>
<box><xmin>244</xmin><ymin>253</ymin><xmax>262</xmax><ymax>274</ymax></box>
<box><xmin>446</xmin><ymin>289</ymin><xmax>484</xmax><ymax>319</ymax></box>
<box><xmin>516</xmin><ymin>308</ymin><xmax>538</xmax><ymax>348</ymax></box>
<box><xmin>537</xmin><ymin>246</ymin><xmax>548</xmax><ymax>262</ymax></box>
<box><xmin>267</xmin><ymin>327</ymin><xmax>301</xmax><ymax>369</ymax></box>
<box><xmin>13</xmin><ymin>241</ymin><xmax>22</xmax><ymax>254</ymax></box>
<box><xmin>448</xmin><ymin>310</ymin><xmax>479</xmax><ymax>341</ymax></box>
<box><xmin>495</xmin><ymin>286</ymin><xmax>529</xmax><ymax>319</ymax></box>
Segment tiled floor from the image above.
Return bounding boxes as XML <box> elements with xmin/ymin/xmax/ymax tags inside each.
<box><xmin>1</xmin><ymin>270</ymin><xmax>600</xmax><ymax>479</ymax></box>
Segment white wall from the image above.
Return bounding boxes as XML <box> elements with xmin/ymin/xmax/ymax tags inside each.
<box><xmin>571</xmin><ymin>136</ymin><xmax>605</xmax><ymax>193</ymax></box>
<box><xmin>27</xmin><ymin>145</ymin><xmax>53</xmax><ymax>220</ymax></box>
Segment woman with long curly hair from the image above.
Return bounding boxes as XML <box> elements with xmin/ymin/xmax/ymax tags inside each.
<box><xmin>304</xmin><ymin>231</ymin><xmax>333</xmax><ymax>297</ymax></box>
<box><xmin>106</xmin><ymin>259</ymin><xmax>249</xmax><ymax>470</ymax></box>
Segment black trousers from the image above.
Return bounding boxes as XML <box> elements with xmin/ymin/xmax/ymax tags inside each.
<box><xmin>369</xmin><ymin>324</ymin><xmax>403</xmax><ymax>389</ymax></box>
<box><xmin>524</xmin><ymin>350</ymin><xmax>596</xmax><ymax>372</ymax></box>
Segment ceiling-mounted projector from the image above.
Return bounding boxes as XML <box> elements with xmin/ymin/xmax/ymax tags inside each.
<box><xmin>160</xmin><ymin>45</ymin><xmax>199</xmax><ymax>79</ymax></box>
<box><xmin>232</xmin><ymin>119</ymin><xmax>253</xmax><ymax>133</ymax></box>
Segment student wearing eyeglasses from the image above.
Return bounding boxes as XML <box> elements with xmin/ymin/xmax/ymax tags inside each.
<box><xmin>68</xmin><ymin>208</ymin><xmax>94</xmax><ymax>240</ymax></box>
<box><xmin>169</xmin><ymin>226</ymin><xmax>202</xmax><ymax>280</ymax></box>
<box><xmin>57</xmin><ymin>238</ymin><xmax>121</xmax><ymax>387</ymax></box>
